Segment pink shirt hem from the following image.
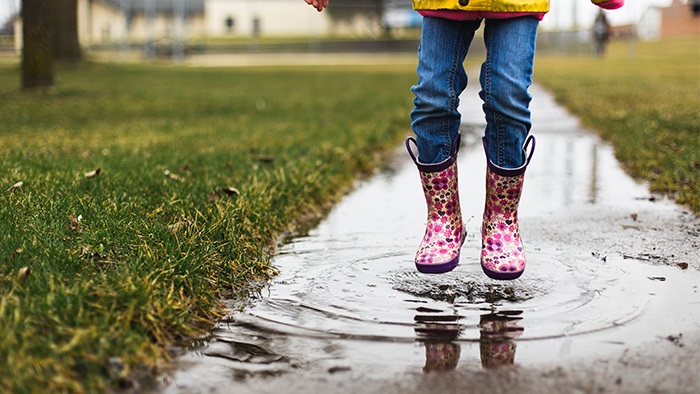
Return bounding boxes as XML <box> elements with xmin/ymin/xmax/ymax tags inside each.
<box><xmin>418</xmin><ymin>10</ymin><xmax>546</xmax><ymax>21</ymax></box>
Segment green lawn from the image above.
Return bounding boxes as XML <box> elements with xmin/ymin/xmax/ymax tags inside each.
<box><xmin>0</xmin><ymin>62</ymin><xmax>416</xmax><ymax>392</ymax></box>
<box><xmin>535</xmin><ymin>36</ymin><xmax>700</xmax><ymax>214</ymax></box>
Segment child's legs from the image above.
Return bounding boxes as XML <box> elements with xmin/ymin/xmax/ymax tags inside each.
<box><xmin>479</xmin><ymin>17</ymin><xmax>539</xmax><ymax>168</ymax></box>
<box><xmin>411</xmin><ymin>17</ymin><xmax>481</xmax><ymax>164</ymax></box>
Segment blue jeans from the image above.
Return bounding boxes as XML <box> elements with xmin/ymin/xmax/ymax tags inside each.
<box><xmin>410</xmin><ymin>16</ymin><xmax>539</xmax><ymax>168</ymax></box>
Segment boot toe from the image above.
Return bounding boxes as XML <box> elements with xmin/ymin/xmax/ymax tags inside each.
<box><xmin>416</xmin><ymin>250</ymin><xmax>460</xmax><ymax>274</ymax></box>
<box><xmin>481</xmin><ymin>262</ymin><xmax>524</xmax><ymax>280</ymax></box>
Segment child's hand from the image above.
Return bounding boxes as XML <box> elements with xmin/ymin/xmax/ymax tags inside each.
<box><xmin>304</xmin><ymin>0</ymin><xmax>329</xmax><ymax>12</ymax></box>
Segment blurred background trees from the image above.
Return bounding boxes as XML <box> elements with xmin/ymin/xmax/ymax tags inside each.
<box><xmin>49</xmin><ymin>0</ymin><xmax>81</xmax><ymax>61</ymax></box>
<box><xmin>21</xmin><ymin>0</ymin><xmax>52</xmax><ymax>89</ymax></box>
<box><xmin>20</xmin><ymin>0</ymin><xmax>80</xmax><ymax>89</ymax></box>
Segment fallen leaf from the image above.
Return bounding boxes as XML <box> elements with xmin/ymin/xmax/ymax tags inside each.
<box><xmin>676</xmin><ymin>262</ymin><xmax>689</xmax><ymax>270</ymax></box>
<box><xmin>68</xmin><ymin>214</ymin><xmax>83</xmax><ymax>233</ymax></box>
<box><xmin>85</xmin><ymin>168</ymin><xmax>101</xmax><ymax>178</ymax></box>
<box><xmin>630</xmin><ymin>213</ymin><xmax>638</xmax><ymax>221</ymax></box>
<box><xmin>591</xmin><ymin>251</ymin><xmax>607</xmax><ymax>262</ymax></box>
<box><xmin>7</xmin><ymin>181</ymin><xmax>23</xmax><ymax>191</ymax></box>
<box><xmin>666</xmin><ymin>334</ymin><xmax>684</xmax><ymax>347</ymax></box>
<box><xmin>164</xmin><ymin>170</ymin><xmax>181</xmax><ymax>181</ymax></box>
<box><xmin>17</xmin><ymin>267</ymin><xmax>30</xmax><ymax>286</ymax></box>
<box><xmin>168</xmin><ymin>217</ymin><xmax>192</xmax><ymax>233</ymax></box>
<box><xmin>328</xmin><ymin>366</ymin><xmax>352</xmax><ymax>374</ymax></box>
<box><xmin>221</xmin><ymin>187</ymin><xmax>240</xmax><ymax>196</ymax></box>
<box><xmin>206</xmin><ymin>187</ymin><xmax>240</xmax><ymax>202</ymax></box>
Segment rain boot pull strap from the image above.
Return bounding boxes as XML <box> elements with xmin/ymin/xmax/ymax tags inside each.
<box><xmin>405</xmin><ymin>133</ymin><xmax>461</xmax><ymax>168</ymax></box>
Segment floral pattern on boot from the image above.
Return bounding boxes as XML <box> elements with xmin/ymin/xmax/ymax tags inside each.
<box><xmin>415</xmin><ymin>160</ymin><xmax>464</xmax><ymax>274</ymax></box>
<box><xmin>481</xmin><ymin>167</ymin><xmax>526</xmax><ymax>280</ymax></box>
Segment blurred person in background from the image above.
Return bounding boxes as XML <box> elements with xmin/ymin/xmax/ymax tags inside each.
<box><xmin>593</xmin><ymin>9</ymin><xmax>611</xmax><ymax>57</ymax></box>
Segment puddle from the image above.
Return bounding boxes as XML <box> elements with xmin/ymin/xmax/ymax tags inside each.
<box><xmin>160</xmin><ymin>85</ymin><xmax>700</xmax><ymax>393</ymax></box>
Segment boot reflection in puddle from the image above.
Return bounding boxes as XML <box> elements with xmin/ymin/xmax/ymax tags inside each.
<box><xmin>479</xmin><ymin>310</ymin><xmax>524</xmax><ymax>369</ymax></box>
<box><xmin>414</xmin><ymin>312</ymin><xmax>462</xmax><ymax>373</ymax></box>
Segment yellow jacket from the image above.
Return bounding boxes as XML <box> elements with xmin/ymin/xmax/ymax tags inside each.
<box><xmin>412</xmin><ymin>0</ymin><xmax>620</xmax><ymax>13</ymax></box>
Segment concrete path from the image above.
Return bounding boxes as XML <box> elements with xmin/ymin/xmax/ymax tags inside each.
<box><xmin>159</xmin><ymin>81</ymin><xmax>700</xmax><ymax>394</ymax></box>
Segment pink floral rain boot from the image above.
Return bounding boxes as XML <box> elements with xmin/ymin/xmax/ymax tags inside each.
<box><xmin>480</xmin><ymin>136</ymin><xmax>535</xmax><ymax>280</ymax></box>
<box><xmin>406</xmin><ymin>135</ymin><xmax>465</xmax><ymax>274</ymax></box>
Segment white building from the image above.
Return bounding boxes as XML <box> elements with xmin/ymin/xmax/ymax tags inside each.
<box><xmin>205</xmin><ymin>0</ymin><xmax>331</xmax><ymax>37</ymax></box>
<box><xmin>637</xmin><ymin>6</ymin><xmax>662</xmax><ymax>40</ymax></box>
<box><xmin>15</xmin><ymin>0</ymin><xmax>392</xmax><ymax>51</ymax></box>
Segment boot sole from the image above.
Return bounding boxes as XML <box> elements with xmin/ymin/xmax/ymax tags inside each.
<box><xmin>481</xmin><ymin>264</ymin><xmax>524</xmax><ymax>280</ymax></box>
<box><xmin>416</xmin><ymin>254</ymin><xmax>460</xmax><ymax>274</ymax></box>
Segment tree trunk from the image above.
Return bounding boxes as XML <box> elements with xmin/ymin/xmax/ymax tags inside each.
<box><xmin>49</xmin><ymin>0</ymin><xmax>82</xmax><ymax>61</ymax></box>
<box><xmin>21</xmin><ymin>0</ymin><xmax>54</xmax><ymax>89</ymax></box>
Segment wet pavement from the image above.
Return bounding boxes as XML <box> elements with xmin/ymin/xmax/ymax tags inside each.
<box><xmin>158</xmin><ymin>83</ymin><xmax>700</xmax><ymax>394</ymax></box>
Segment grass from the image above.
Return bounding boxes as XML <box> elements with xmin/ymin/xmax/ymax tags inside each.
<box><xmin>535</xmin><ymin>36</ymin><xmax>700</xmax><ymax>214</ymax></box>
<box><xmin>0</xmin><ymin>62</ymin><xmax>417</xmax><ymax>393</ymax></box>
